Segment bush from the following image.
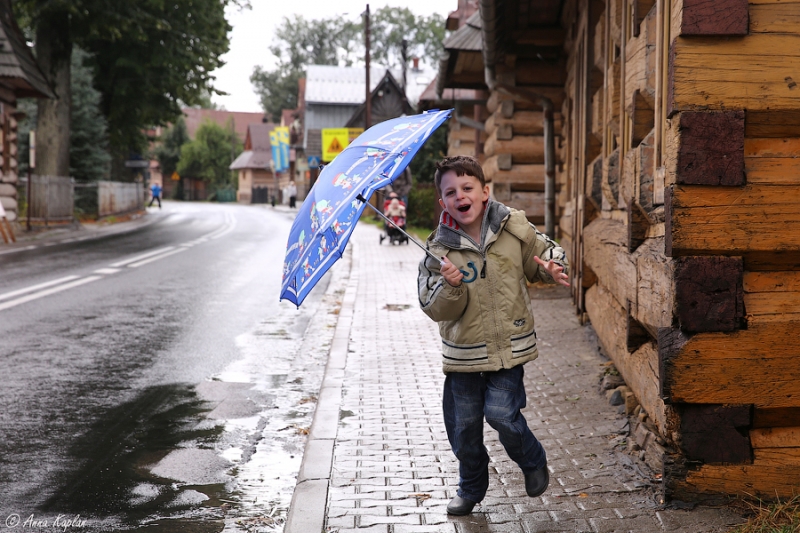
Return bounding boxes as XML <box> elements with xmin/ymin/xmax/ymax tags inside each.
<box><xmin>407</xmin><ymin>185</ymin><xmax>438</xmax><ymax>230</ymax></box>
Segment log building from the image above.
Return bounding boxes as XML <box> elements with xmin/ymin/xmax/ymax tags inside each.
<box><xmin>437</xmin><ymin>0</ymin><xmax>800</xmax><ymax>502</ymax></box>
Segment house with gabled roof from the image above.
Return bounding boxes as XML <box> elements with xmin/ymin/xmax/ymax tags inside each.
<box><xmin>0</xmin><ymin>0</ymin><xmax>54</xmax><ymax>224</ymax></box>
<box><xmin>230</xmin><ymin>123</ymin><xmax>276</xmax><ymax>204</ymax></box>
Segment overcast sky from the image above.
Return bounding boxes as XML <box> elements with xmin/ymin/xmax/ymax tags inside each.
<box><xmin>211</xmin><ymin>0</ymin><xmax>458</xmax><ymax>112</ymax></box>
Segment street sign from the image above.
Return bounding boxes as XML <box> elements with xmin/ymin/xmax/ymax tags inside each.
<box><xmin>307</xmin><ymin>155</ymin><xmax>320</xmax><ymax>168</ymax></box>
<box><xmin>322</xmin><ymin>128</ymin><xmax>350</xmax><ymax>162</ymax></box>
<box><xmin>170</xmin><ymin>171</ymin><xmax>180</xmax><ymax>181</ymax></box>
<box><xmin>124</xmin><ymin>160</ymin><xmax>149</xmax><ymax>168</ymax></box>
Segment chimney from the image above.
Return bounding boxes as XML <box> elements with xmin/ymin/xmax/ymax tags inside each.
<box><xmin>412</xmin><ymin>57</ymin><xmax>420</xmax><ymax>70</ymax></box>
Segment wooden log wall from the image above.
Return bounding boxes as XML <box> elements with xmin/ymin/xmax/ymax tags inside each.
<box><xmin>551</xmin><ymin>0</ymin><xmax>800</xmax><ymax>504</ymax></box>
<box><xmin>0</xmin><ymin>109</ymin><xmax>20</xmax><ymax>221</ymax></box>
<box><xmin>483</xmin><ymin>61</ymin><xmax>567</xmax><ymax>227</ymax></box>
<box><xmin>657</xmin><ymin>0</ymin><xmax>800</xmax><ymax>501</ymax></box>
<box><xmin>446</xmin><ymin>105</ymin><xmax>488</xmax><ymax>161</ymax></box>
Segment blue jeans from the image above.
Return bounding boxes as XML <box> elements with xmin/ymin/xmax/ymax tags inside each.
<box><xmin>443</xmin><ymin>365</ymin><xmax>546</xmax><ymax>503</ymax></box>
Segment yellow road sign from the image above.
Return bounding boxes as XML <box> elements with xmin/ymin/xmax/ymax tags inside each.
<box><xmin>171</xmin><ymin>171</ymin><xmax>180</xmax><ymax>181</ymax></box>
<box><xmin>322</xmin><ymin>128</ymin><xmax>350</xmax><ymax>162</ymax></box>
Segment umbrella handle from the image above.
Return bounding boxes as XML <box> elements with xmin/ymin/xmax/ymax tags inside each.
<box><xmin>459</xmin><ymin>262</ymin><xmax>478</xmax><ymax>283</ymax></box>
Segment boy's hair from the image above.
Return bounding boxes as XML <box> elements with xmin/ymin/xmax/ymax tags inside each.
<box><xmin>434</xmin><ymin>155</ymin><xmax>485</xmax><ymax>194</ymax></box>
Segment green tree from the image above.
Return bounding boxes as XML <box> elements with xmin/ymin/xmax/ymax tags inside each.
<box><xmin>70</xmin><ymin>47</ymin><xmax>111</xmax><ymax>182</ymax></box>
<box><xmin>13</xmin><ymin>0</ymin><xmax>245</xmax><ymax>177</ymax></box>
<box><xmin>176</xmin><ymin>120</ymin><xmax>241</xmax><ymax>194</ymax></box>
<box><xmin>251</xmin><ymin>8</ymin><xmax>445</xmax><ymax>122</ymax></box>
<box><xmin>17</xmin><ymin>47</ymin><xmax>112</xmax><ymax>181</ymax></box>
<box><xmin>154</xmin><ymin>117</ymin><xmax>190</xmax><ymax>184</ymax></box>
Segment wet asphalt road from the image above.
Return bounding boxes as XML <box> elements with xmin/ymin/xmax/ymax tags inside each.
<box><xmin>0</xmin><ymin>202</ymin><xmax>333</xmax><ymax>532</ymax></box>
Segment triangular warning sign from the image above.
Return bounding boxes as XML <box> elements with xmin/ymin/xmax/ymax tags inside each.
<box><xmin>328</xmin><ymin>137</ymin><xmax>343</xmax><ymax>153</ymax></box>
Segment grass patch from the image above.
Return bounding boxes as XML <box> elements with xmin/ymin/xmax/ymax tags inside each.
<box><xmin>730</xmin><ymin>496</ymin><xmax>800</xmax><ymax>533</ymax></box>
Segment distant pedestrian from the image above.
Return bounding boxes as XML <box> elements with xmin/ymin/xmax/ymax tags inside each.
<box><xmin>417</xmin><ymin>155</ymin><xmax>569</xmax><ymax>516</ymax></box>
<box><xmin>149</xmin><ymin>183</ymin><xmax>162</xmax><ymax>209</ymax></box>
<box><xmin>287</xmin><ymin>180</ymin><xmax>297</xmax><ymax>208</ymax></box>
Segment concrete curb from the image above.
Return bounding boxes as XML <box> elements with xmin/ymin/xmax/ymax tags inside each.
<box><xmin>283</xmin><ymin>245</ymin><xmax>359</xmax><ymax>533</ymax></box>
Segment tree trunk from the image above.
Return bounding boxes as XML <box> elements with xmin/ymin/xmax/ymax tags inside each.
<box><xmin>35</xmin><ymin>13</ymin><xmax>71</xmax><ymax>177</ymax></box>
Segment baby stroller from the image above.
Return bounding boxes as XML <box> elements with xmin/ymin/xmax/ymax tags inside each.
<box><xmin>380</xmin><ymin>198</ymin><xmax>409</xmax><ymax>245</ymax></box>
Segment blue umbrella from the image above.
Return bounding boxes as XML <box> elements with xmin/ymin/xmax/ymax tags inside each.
<box><xmin>280</xmin><ymin>109</ymin><xmax>455</xmax><ymax>306</ymax></box>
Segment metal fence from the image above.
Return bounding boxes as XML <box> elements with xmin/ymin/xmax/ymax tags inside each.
<box><xmin>27</xmin><ymin>175</ymin><xmax>74</xmax><ymax>223</ymax></box>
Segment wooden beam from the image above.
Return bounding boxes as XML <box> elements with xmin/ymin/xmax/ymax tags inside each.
<box><xmin>753</xmin><ymin>448</ymin><xmax>800</xmax><ymax>467</ymax></box>
<box><xmin>483</xmin><ymin>131</ymin><xmax>545</xmax><ymax>164</ymax></box>
<box><xmin>751</xmin><ymin>426</ymin><xmax>800</xmax><ymax>449</ymax></box>
<box><xmin>743</xmin><ymin>271</ymin><xmax>800</xmax><ymax>325</ymax></box>
<box><xmin>750</xmin><ymin>1</ymin><xmax>800</xmax><ymax>35</ymax></box>
<box><xmin>634</xmin><ymin>237</ymin><xmax>675</xmax><ymax>335</ymax></box>
<box><xmin>583</xmin><ymin>218</ymin><xmax>638</xmax><ymax>312</ymax></box>
<box><xmin>659</xmin><ymin>322</ymin><xmax>800</xmax><ymax>407</ymax></box>
<box><xmin>680</xmin><ymin>464</ymin><xmax>800</xmax><ymax>499</ymax></box>
<box><xmin>602</xmin><ymin>148</ymin><xmax>620</xmax><ymax>209</ymax></box>
<box><xmin>666</xmin><ymin>184</ymin><xmax>800</xmax><ymax>256</ymax></box>
<box><xmin>485</xmin><ymin>109</ymin><xmax>564</xmax><ymax>137</ymax></box>
<box><xmin>746</xmin><ymin>111</ymin><xmax>800</xmax><ymax>138</ymax></box>
<box><xmin>678</xmin><ymin>0</ymin><xmax>749</xmax><ymax>35</ymax></box>
<box><xmin>753</xmin><ymin>407</ymin><xmax>800</xmax><ymax>429</ymax></box>
<box><xmin>680</xmin><ymin>404</ymin><xmax>752</xmax><ymax>464</ymax></box>
<box><xmin>673</xmin><ymin>111</ymin><xmax>745</xmax><ymax>186</ymax></box>
<box><xmin>675</xmin><ymin>256</ymin><xmax>743</xmax><ymax>333</ymax></box>
<box><xmin>669</xmin><ymin>35</ymin><xmax>800</xmax><ymax>113</ymax></box>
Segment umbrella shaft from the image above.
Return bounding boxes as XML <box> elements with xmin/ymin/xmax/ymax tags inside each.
<box><xmin>358</xmin><ymin>195</ymin><xmax>442</xmax><ymax>265</ymax></box>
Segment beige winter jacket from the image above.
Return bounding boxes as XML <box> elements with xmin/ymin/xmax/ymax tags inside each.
<box><xmin>418</xmin><ymin>200</ymin><xmax>568</xmax><ymax>374</ymax></box>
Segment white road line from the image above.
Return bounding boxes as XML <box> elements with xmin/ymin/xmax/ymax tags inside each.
<box><xmin>110</xmin><ymin>246</ymin><xmax>175</xmax><ymax>267</ymax></box>
<box><xmin>0</xmin><ymin>275</ymin><xmax>82</xmax><ymax>302</ymax></box>
<box><xmin>0</xmin><ymin>245</ymin><xmax>37</xmax><ymax>256</ymax></box>
<box><xmin>93</xmin><ymin>268</ymin><xmax>121</xmax><ymax>275</ymax></box>
<box><xmin>127</xmin><ymin>247</ymin><xmax>187</xmax><ymax>268</ymax></box>
<box><xmin>0</xmin><ymin>276</ymin><xmax>101</xmax><ymax>312</ymax></box>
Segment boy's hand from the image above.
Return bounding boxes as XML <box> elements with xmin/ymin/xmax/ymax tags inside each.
<box><xmin>534</xmin><ymin>256</ymin><xmax>570</xmax><ymax>287</ymax></box>
<box><xmin>440</xmin><ymin>257</ymin><xmax>464</xmax><ymax>287</ymax></box>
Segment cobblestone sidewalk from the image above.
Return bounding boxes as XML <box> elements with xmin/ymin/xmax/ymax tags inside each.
<box><xmin>291</xmin><ymin>223</ymin><xmax>743</xmax><ymax>533</ymax></box>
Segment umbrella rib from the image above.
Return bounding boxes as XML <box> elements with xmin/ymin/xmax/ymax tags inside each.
<box><xmin>356</xmin><ymin>194</ymin><xmax>443</xmax><ymax>265</ymax></box>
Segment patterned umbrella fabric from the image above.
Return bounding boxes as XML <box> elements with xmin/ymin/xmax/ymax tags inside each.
<box><xmin>280</xmin><ymin>109</ymin><xmax>452</xmax><ymax>306</ymax></box>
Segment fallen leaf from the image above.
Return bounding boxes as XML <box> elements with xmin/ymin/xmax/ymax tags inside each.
<box><xmin>579</xmin><ymin>493</ymin><xmax>588</xmax><ymax>498</ymax></box>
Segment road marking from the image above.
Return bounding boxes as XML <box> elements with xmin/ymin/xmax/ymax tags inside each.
<box><xmin>0</xmin><ymin>245</ymin><xmax>37</xmax><ymax>256</ymax></box>
<box><xmin>93</xmin><ymin>268</ymin><xmax>121</xmax><ymax>275</ymax></box>
<box><xmin>0</xmin><ymin>275</ymin><xmax>82</xmax><ymax>302</ymax></box>
<box><xmin>110</xmin><ymin>246</ymin><xmax>175</xmax><ymax>267</ymax></box>
<box><xmin>127</xmin><ymin>247</ymin><xmax>187</xmax><ymax>268</ymax></box>
<box><xmin>0</xmin><ymin>276</ymin><xmax>101</xmax><ymax>312</ymax></box>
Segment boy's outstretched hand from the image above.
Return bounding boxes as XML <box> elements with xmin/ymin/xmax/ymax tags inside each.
<box><xmin>534</xmin><ymin>256</ymin><xmax>570</xmax><ymax>287</ymax></box>
<box><xmin>440</xmin><ymin>257</ymin><xmax>464</xmax><ymax>287</ymax></box>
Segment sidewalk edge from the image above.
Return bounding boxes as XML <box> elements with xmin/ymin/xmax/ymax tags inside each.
<box><xmin>283</xmin><ymin>244</ymin><xmax>358</xmax><ymax>533</ymax></box>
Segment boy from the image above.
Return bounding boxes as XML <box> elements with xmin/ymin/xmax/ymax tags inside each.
<box><xmin>417</xmin><ymin>155</ymin><xmax>569</xmax><ymax>516</ymax></box>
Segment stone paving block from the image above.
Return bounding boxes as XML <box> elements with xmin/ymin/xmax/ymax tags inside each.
<box><xmin>393</xmin><ymin>524</ymin><xmax>457</xmax><ymax>533</ymax></box>
<box><xmin>588</xmin><ymin>515</ymin><xmax>662</xmax><ymax>532</ymax></box>
<box><xmin>359</xmin><ymin>514</ymin><xmax>423</xmax><ymax>527</ymax></box>
<box><xmin>311</xmin><ymin>225</ymin><xmax>742</xmax><ymax>533</ymax></box>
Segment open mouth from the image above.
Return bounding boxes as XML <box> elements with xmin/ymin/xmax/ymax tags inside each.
<box><xmin>457</xmin><ymin>205</ymin><xmax>471</xmax><ymax>213</ymax></box>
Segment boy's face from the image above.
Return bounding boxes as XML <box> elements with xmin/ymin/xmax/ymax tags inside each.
<box><xmin>438</xmin><ymin>170</ymin><xmax>489</xmax><ymax>231</ymax></box>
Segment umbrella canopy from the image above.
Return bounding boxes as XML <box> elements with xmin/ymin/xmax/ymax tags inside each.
<box><xmin>280</xmin><ymin>109</ymin><xmax>452</xmax><ymax>306</ymax></box>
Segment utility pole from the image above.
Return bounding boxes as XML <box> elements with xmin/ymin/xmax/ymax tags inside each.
<box><xmin>401</xmin><ymin>39</ymin><xmax>408</xmax><ymax>94</ymax></box>
<box><xmin>364</xmin><ymin>4</ymin><xmax>371</xmax><ymax>129</ymax></box>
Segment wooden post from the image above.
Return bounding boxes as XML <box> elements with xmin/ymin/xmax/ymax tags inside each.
<box><xmin>364</xmin><ymin>4</ymin><xmax>371</xmax><ymax>130</ymax></box>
